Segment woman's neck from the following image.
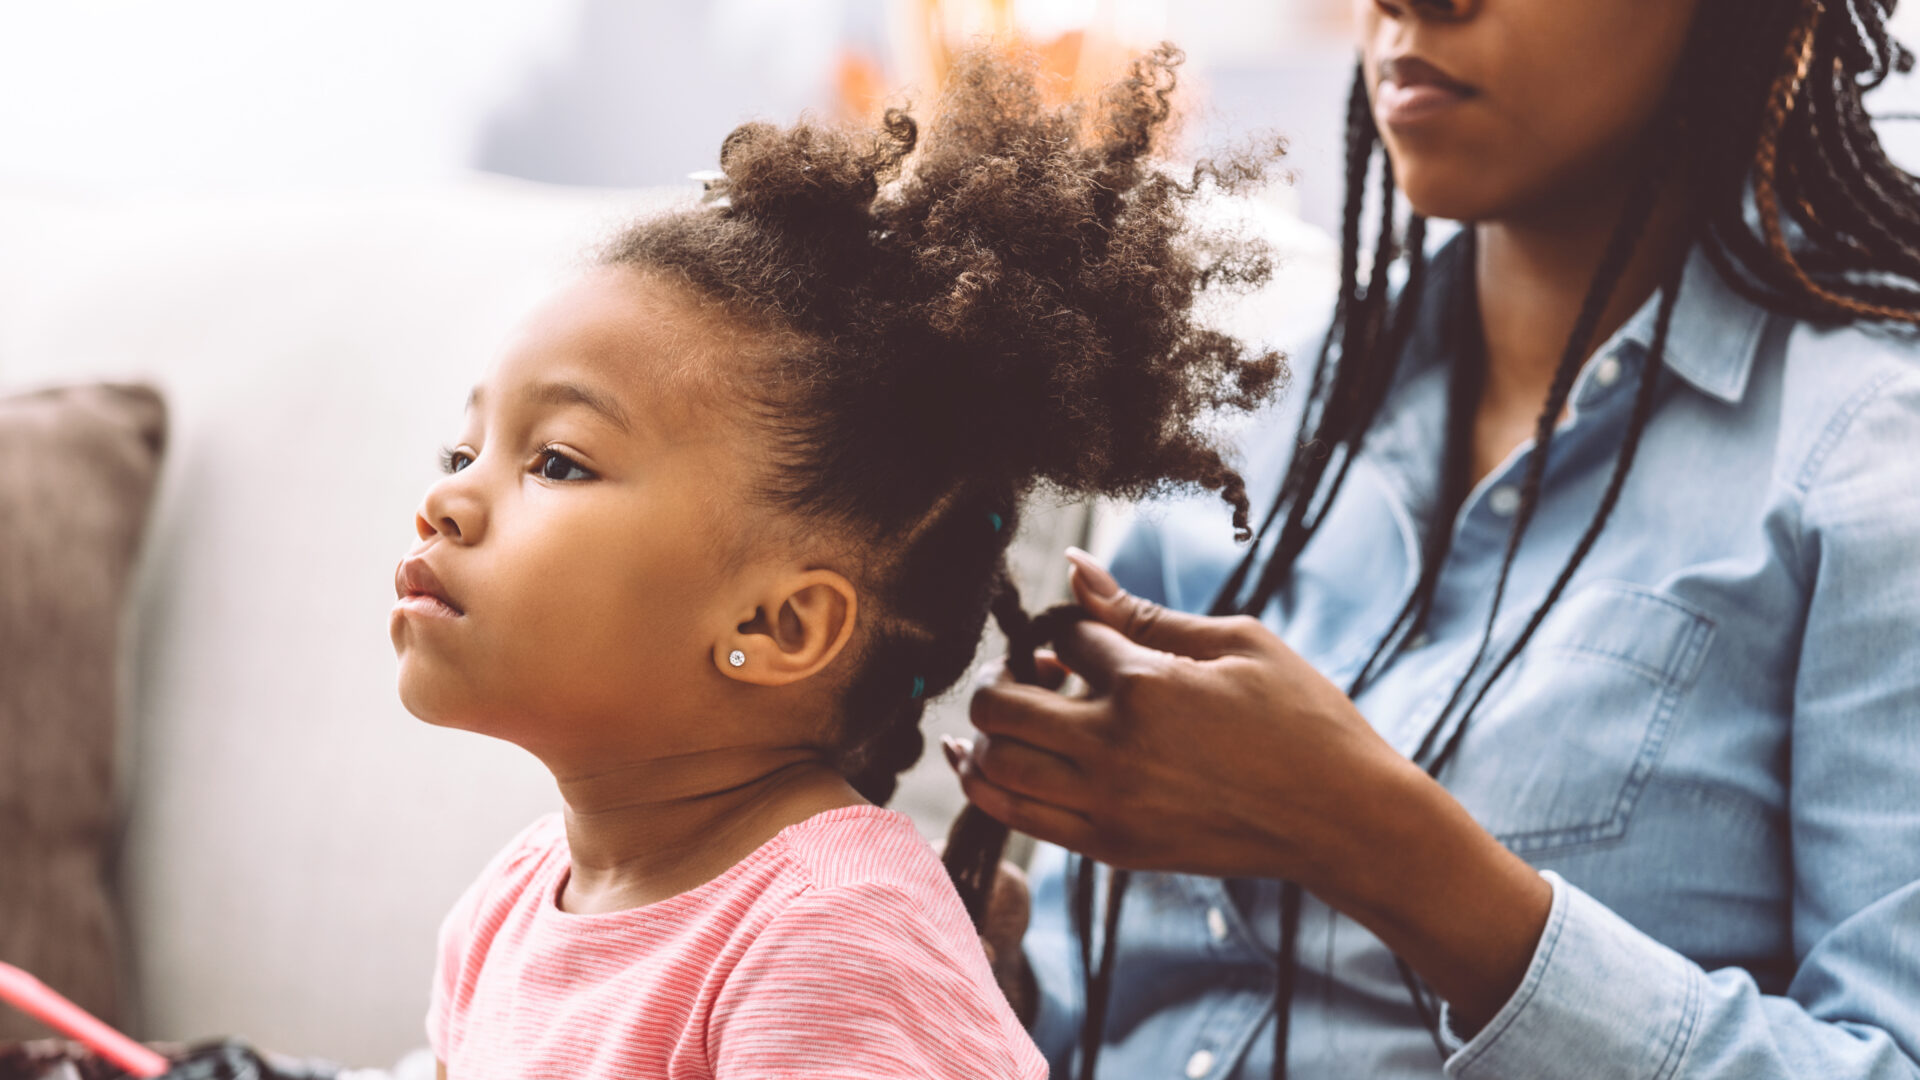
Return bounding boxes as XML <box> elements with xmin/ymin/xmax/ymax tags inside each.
<box><xmin>547</xmin><ymin>746</ymin><xmax>864</xmax><ymax>913</ymax></box>
<box><xmin>1468</xmin><ymin>175</ymin><xmax>1692</xmax><ymax>482</ymax></box>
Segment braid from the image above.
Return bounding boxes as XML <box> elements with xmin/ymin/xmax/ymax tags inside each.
<box><xmin>1746</xmin><ymin>2</ymin><xmax>1916</xmax><ymax>321</ymax></box>
<box><xmin>1407</xmin><ymin>158</ymin><xmax>1667</xmax><ymax>766</ymax></box>
<box><xmin>1425</xmin><ymin>257</ymin><xmax>1685</xmax><ymax>776</ymax></box>
<box><xmin>838</xmin><ymin>496</ymin><xmax>1013</xmax><ymax>803</ymax></box>
<box><xmin>1699</xmin><ymin>0</ymin><xmax>1920</xmax><ymax>325</ymax></box>
<box><xmin>1209</xmin><ymin>65</ymin><xmax>1379</xmax><ymax>615</ymax></box>
<box><xmin>1073</xmin><ymin>864</ymin><xmax>1130</xmax><ymax>1080</ymax></box>
<box><xmin>942</xmin><ymin>564</ymin><xmax>1094</xmax><ymax>925</ymax></box>
<box><xmin>841</xmin><ymin>662</ymin><xmax>932</xmax><ymax>805</ymax></box>
<box><xmin>1348</xmin><ymin>229</ymin><xmax>1479</xmax><ymax>695</ymax></box>
<box><xmin>1211</xmin><ymin>67</ymin><xmax>1408</xmax><ymax>618</ymax></box>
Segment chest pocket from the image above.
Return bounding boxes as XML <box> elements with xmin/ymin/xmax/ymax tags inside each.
<box><xmin>1433</xmin><ymin>582</ymin><xmax>1717</xmax><ymax>855</ymax></box>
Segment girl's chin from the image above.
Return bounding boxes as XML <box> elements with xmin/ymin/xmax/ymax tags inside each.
<box><xmin>394</xmin><ymin>661</ymin><xmax>478</xmax><ymax>729</ymax></box>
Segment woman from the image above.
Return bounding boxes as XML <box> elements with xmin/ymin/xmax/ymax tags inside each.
<box><xmin>950</xmin><ymin>0</ymin><xmax>1920</xmax><ymax>1077</ymax></box>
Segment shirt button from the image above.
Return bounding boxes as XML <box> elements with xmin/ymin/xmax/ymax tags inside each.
<box><xmin>1206</xmin><ymin>906</ymin><xmax>1229</xmax><ymax>942</ymax></box>
<box><xmin>1185</xmin><ymin>1049</ymin><xmax>1216</xmax><ymax>1078</ymax></box>
<box><xmin>1407</xmin><ymin>631</ymin><xmax>1430</xmax><ymax>650</ymax></box>
<box><xmin>1488</xmin><ymin>485</ymin><xmax>1522</xmax><ymax>517</ymax></box>
<box><xmin>1593</xmin><ymin>354</ymin><xmax>1623</xmax><ymax>388</ymax></box>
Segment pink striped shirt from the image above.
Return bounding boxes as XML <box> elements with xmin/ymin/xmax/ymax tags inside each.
<box><xmin>427</xmin><ymin>806</ymin><xmax>1047</xmax><ymax>1079</ymax></box>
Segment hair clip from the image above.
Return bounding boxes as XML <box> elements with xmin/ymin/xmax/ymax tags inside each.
<box><xmin>910</xmin><ymin>675</ymin><xmax>926</xmax><ymax>700</ymax></box>
<box><xmin>688</xmin><ymin>170</ymin><xmax>729</xmax><ymax>206</ymax></box>
<box><xmin>986</xmin><ymin>512</ymin><xmax>1004</xmax><ymax>533</ymax></box>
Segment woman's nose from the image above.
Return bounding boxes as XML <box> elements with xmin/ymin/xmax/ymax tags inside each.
<box><xmin>1374</xmin><ymin>0</ymin><xmax>1477</xmax><ymax>20</ymax></box>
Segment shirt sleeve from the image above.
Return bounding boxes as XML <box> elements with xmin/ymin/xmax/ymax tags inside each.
<box><xmin>424</xmin><ymin>869</ymin><xmax>484</xmax><ymax>1062</ymax></box>
<box><xmin>1440</xmin><ymin>369</ymin><xmax>1920</xmax><ymax>1080</ymax></box>
<box><xmin>425</xmin><ymin>814</ymin><xmax>560</xmax><ymax>1062</ymax></box>
<box><xmin>709</xmin><ymin>882</ymin><xmax>1047</xmax><ymax>1079</ymax></box>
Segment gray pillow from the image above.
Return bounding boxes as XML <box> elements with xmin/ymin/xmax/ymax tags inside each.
<box><xmin>0</xmin><ymin>383</ymin><xmax>166</xmax><ymax>1040</ymax></box>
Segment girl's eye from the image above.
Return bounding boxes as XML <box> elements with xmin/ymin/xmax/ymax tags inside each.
<box><xmin>536</xmin><ymin>448</ymin><xmax>593</xmax><ymax>482</ymax></box>
<box><xmin>439</xmin><ymin>446</ymin><xmax>474</xmax><ymax>474</ymax></box>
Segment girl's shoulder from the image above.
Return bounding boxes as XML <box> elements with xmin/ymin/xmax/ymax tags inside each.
<box><xmin>750</xmin><ymin>804</ymin><xmax>988</xmax><ymax>968</ymax></box>
<box><xmin>770</xmin><ymin>804</ymin><xmax>945</xmax><ymax>894</ymax></box>
<box><xmin>497</xmin><ymin>811</ymin><xmax>568</xmax><ymax>869</ymax></box>
<box><xmin>462</xmin><ymin>812</ymin><xmax>567</xmax><ymax>900</ymax></box>
<box><xmin>712</xmin><ymin>806</ymin><xmax>1047</xmax><ymax>1079</ymax></box>
<box><xmin>436</xmin><ymin>813</ymin><xmax>567</xmax><ymax>949</ymax></box>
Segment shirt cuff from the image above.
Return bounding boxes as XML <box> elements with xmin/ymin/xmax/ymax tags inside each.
<box><xmin>1440</xmin><ymin>870</ymin><xmax>1705</xmax><ymax>1080</ymax></box>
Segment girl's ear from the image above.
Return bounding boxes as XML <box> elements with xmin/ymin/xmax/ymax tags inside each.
<box><xmin>717</xmin><ymin>569</ymin><xmax>859</xmax><ymax>687</ymax></box>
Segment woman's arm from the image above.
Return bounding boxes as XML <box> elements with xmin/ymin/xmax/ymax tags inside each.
<box><xmin>960</xmin><ymin>360</ymin><xmax>1920</xmax><ymax>1078</ymax></box>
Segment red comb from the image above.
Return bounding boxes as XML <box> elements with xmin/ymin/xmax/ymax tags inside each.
<box><xmin>0</xmin><ymin>961</ymin><xmax>169</xmax><ymax>1077</ymax></box>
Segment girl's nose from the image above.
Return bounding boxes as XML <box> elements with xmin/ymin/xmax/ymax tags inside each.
<box><xmin>416</xmin><ymin>476</ymin><xmax>486</xmax><ymax>545</ymax></box>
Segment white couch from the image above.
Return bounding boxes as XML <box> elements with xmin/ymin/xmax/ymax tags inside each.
<box><xmin>0</xmin><ymin>175</ymin><xmax>1333</xmax><ymax>1066</ymax></box>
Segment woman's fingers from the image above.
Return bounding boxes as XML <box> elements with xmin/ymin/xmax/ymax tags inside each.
<box><xmin>1066</xmin><ymin>547</ymin><xmax>1263</xmax><ymax>661</ymax></box>
<box><xmin>982</xmin><ymin>648</ymin><xmax>1072</xmax><ymax>690</ymax></box>
<box><xmin>943</xmin><ymin>732</ymin><xmax>1086</xmax><ymax>806</ymax></box>
<box><xmin>949</xmin><ymin>751</ymin><xmax>1098</xmax><ymax>853</ymax></box>
<box><xmin>968</xmin><ymin>677</ymin><xmax>1104</xmax><ymax>754</ymax></box>
<box><xmin>1047</xmin><ymin>618</ymin><xmax>1161</xmax><ymax>695</ymax></box>
<box><xmin>977</xmin><ymin>649</ymin><xmax>1074</xmax><ymax>697</ymax></box>
<box><xmin>1031</xmin><ymin>649</ymin><xmax>1072</xmax><ymax>689</ymax></box>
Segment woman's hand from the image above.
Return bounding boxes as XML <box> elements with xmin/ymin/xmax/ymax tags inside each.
<box><xmin>956</xmin><ymin>548</ymin><xmax>1414</xmax><ymax>892</ymax></box>
<box><xmin>952</xmin><ymin>548</ymin><xmax>1554</xmax><ymax>1029</ymax></box>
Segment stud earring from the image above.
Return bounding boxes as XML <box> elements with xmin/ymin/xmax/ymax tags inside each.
<box><xmin>727</xmin><ymin>649</ymin><xmax>746</xmax><ymax>668</ymax></box>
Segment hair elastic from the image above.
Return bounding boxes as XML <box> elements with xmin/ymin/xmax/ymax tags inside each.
<box><xmin>987</xmin><ymin>512</ymin><xmax>1004</xmax><ymax>533</ymax></box>
<box><xmin>910</xmin><ymin>675</ymin><xmax>926</xmax><ymax>699</ymax></box>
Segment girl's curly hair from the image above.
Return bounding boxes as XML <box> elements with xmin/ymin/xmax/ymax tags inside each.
<box><xmin>603</xmin><ymin>43</ymin><xmax>1285</xmax><ymax>922</ymax></box>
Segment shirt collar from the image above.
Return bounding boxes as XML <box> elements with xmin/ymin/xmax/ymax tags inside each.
<box><xmin>1406</xmin><ymin>233</ymin><xmax>1773</xmax><ymax>406</ymax></box>
<box><xmin>1601</xmin><ymin>243</ymin><xmax>1772</xmax><ymax>405</ymax></box>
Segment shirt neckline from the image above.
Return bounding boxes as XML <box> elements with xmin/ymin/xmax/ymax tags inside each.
<box><xmin>536</xmin><ymin>803</ymin><xmax>906</xmax><ymax>927</ymax></box>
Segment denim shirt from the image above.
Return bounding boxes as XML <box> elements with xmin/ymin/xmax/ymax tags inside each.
<box><xmin>1024</xmin><ymin>236</ymin><xmax>1920</xmax><ymax>1080</ymax></box>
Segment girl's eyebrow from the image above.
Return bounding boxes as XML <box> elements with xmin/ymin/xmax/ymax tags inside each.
<box><xmin>465</xmin><ymin>381</ymin><xmax>633</xmax><ymax>434</ymax></box>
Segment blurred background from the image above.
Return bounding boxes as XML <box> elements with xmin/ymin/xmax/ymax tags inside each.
<box><xmin>0</xmin><ymin>0</ymin><xmax>1363</xmax><ymax>229</ymax></box>
<box><xmin>6</xmin><ymin>0</ymin><xmax>1920</xmax><ymax>1072</ymax></box>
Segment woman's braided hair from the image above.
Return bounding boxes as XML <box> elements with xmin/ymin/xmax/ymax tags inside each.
<box><xmin>1069</xmin><ymin>3</ymin><xmax>1920</xmax><ymax>1079</ymax></box>
<box><xmin>603</xmin><ymin>45</ymin><xmax>1286</xmax><ymax>923</ymax></box>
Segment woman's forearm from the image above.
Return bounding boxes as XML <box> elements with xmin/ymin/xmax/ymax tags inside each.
<box><xmin>1310</xmin><ymin>756</ymin><xmax>1554</xmax><ymax>1032</ymax></box>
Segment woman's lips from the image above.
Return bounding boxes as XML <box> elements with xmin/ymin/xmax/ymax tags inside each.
<box><xmin>1375</xmin><ymin>55</ymin><xmax>1478</xmax><ymax>127</ymax></box>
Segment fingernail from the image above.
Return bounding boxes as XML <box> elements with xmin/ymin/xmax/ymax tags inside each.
<box><xmin>941</xmin><ymin>735</ymin><xmax>965</xmax><ymax>770</ymax></box>
<box><xmin>1065</xmin><ymin>546</ymin><xmax>1120</xmax><ymax>599</ymax></box>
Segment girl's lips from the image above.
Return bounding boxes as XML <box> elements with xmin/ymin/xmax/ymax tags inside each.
<box><xmin>393</xmin><ymin>593</ymin><xmax>463</xmax><ymax>619</ymax></box>
<box><xmin>394</xmin><ymin>556</ymin><xmax>465</xmax><ymax>615</ymax></box>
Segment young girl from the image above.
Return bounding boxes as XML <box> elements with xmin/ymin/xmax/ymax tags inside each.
<box><xmin>390</xmin><ymin>46</ymin><xmax>1283</xmax><ymax>1079</ymax></box>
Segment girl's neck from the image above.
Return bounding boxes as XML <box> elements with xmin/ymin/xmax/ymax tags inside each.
<box><xmin>549</xmin><ymin>747</ymin><xmax>865</xmax><ymax>913</ymax></box>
